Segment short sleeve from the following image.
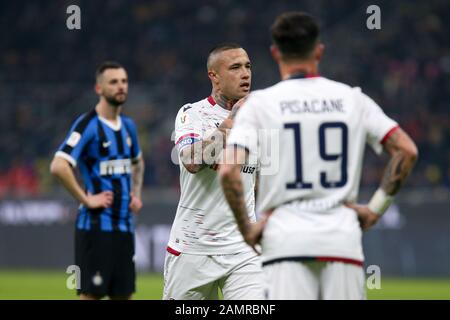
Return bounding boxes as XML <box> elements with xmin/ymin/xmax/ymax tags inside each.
<box><xmin>174</xmin><ymin>104</ymin><xmax>203</xmax><ymax>153</ymax></box>
<box><xmin>123</xmin><ymin>117</ymin><xmax>142</xmax><ymax>162</ymax></box>
<box><xmin>55</xmin><ymin>113</ymin><xmax>96</xmax><ymax>167</ymax></box>
<box><xmin>360</xmin><ymin>91</ymin><xmax>399</xmax><ymax>154</ymax></box>
<box><xmin>227</xmin><ymin>94</ymin><xmax>260</xmax><ymax>154</ymax></box>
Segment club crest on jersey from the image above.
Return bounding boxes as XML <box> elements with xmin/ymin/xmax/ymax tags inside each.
<box><xmin>67</xmin><ymin>131</ymin><xmax>81</xmax><ymax>147</ymax></box>
<box><xmin>126</xmin><ymin>135</ymin><xmax>132</xmax><ymax>147</ymax></box>
<box><xmin>181</xmin><ymin>113</ymin><xmax>190</xmax><ymax>124</ymax></box>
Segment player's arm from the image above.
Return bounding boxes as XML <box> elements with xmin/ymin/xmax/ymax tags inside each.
<box><xmin>220</xmin><ymin>94</ymin><xmax>266</xmax><ymax>252</ymax></box>
<box><xmin>181</xmin><ymin>98</ymin><xmax>245</xmax><ymax>174</ymax></box>
<box><xmin>381</xmin><ymin>128</ymin><xmax>418</xmax><ymax>195</ymax></box>
<box><xmin>129</xmin><ymin>155</ymin><xmax>145</xmax><ymax>213</ymax></box>
<box><xmin>50</xmin><ymin>156</ymin><xmax>113</xmax><ymax>209</ymax></box>
<box><xmin>220</xmin><ymin>146</ymin><xmax>268</xmax><ymax>253</ymax></box>
<box><xmin>254</xmin><ymin>171</ymin><xmax>259</xmax><ymax>202</ymax></box>
<box><xmin>180</xmin><ymin>119</ymin><xmax>231</xmax><ymax>174</ymax></box>
<box><xmin>346</xmin><ymin>128</ymin><xmax>418</xmax><ymax>230</ymax></box>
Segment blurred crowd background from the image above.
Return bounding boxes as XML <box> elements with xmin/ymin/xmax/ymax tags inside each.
<box><xmin>0</xmin><ymin>0</ymin><xmax>449</xmax><ymax>198</ymax></box>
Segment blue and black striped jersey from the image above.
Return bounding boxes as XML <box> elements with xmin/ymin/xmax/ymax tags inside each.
<box><xmin>56</xmin><ymin>109</ymin><xmax>141</xmax><ymax>233</ymax></box>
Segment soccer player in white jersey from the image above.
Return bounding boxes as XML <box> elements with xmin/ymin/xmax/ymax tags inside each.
<box><xmin>163</xmin><ymin>43</ymin><xmax>264</xmax><ymax>300</ymax></box>
<box><xmin>220</xmin><ymin>12</ymin><xmax>418</xmax><ymax>300</ymax></box>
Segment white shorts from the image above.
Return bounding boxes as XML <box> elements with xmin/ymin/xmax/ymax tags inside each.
<box><xmin>264</xmin><ymin>261</ymin><xmax>366</xmax><ymax>300</ymax></box>
<box><xmin>163</xmin><ymin>249</ymin><xmax>265</xmax><ymax>300</ymax></box>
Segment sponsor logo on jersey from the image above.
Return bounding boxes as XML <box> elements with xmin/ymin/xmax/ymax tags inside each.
<box><xmin>99</xmin><ymin>158</ymin><xmax>132</xmax><ymax>176</ymax></box>
<box><xmin>102</xmin><ymin>141</ymin><xmax>112</xmax><ymax>148</ymax></box>
<box><xmin>67</xmin><ymin>131</ymin><xmax>81</xmax><ymax>147</ymax></box>
<box><xmin>241</xmin><ymin>165</ymin><xmax>256</xmax><ymax>174</ymax></box>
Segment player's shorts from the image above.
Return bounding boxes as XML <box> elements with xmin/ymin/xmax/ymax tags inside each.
<box><xmin>75</xmin><ymin>229</ymin><xmax>136</xmax><ymax>298</ymax></box>
<box><xmin>163</xmin><ymin>248</ymin><xmax>265</xmax><ymax>300</ymax></box>
<box><xmin>264</xmin><ymin>260</ymin><xmax>366</xmax><ymax>300</ymax></box>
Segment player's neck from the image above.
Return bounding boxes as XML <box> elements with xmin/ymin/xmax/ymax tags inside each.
<box><xmin>280</xmin><ymin>60</ymin><xmax>319</xmax><ymax>80</ymax></box>
<box><xmin>211</xmin><ymin>90</ymin><xmax>238</xmax><ymax>111</ymax></box>
<box><xmin>96</xmin><ymin>101</ymin><xmax>121</xmax><ymax>122</ymax></box>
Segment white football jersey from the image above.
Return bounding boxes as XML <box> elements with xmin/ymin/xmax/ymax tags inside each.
<box><xmin>228</xmin><ymin>76</ymin><xmax>398</xmax><ymax>263</ymax></box>
<box><xmin>168</xmin><ymin>96</ymin><xmax>257</xmax><ymax>255</ymax></box>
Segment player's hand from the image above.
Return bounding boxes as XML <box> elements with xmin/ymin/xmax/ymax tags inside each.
<box><xmin>242</xmin><ymin>210</ymin><xmax>273</xmax><ymax>255</ymax></box>
<box><xmin>228</xmin><ymin>96</ymin><xmax>248</xmax><ymax>121</ymax></box>
<box><xmin>344</xmin><ymin>202</ymin><xmax>380</xmax><ymax>231</ymax></box>
<box><xmin>85</xmin><ymin>191</ymin><xmax>113</xmax><ymax>209</ymax></box>
<box><xmin>129</xmin><ymin>193</ymin><xmax>143</xmax><ymax>214</ymax></box>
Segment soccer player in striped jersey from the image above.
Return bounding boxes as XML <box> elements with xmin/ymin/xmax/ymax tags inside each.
<box><xmin>163</xmin><ymin>44</ymin><xmax>265</xmax><ymax>300</ymax></box>
<box><xmin>220</xmin><ymin>12</ymin><xmax>418</xmax><ymax>299</ymax></box>
<box><xmin>50</xmin><ymin>61</ymin><xmax>144</xmax><ymax>300</ymax></box>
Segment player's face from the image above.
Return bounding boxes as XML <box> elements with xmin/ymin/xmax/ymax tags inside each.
<box><xmin>216</xmin><ymin>48</ymin><xmax>251</xmax><ymax>99</ymax></box>
<box><xmin>98</xmin><ymin>68</ymin><xmax>128</xmax><ymax>107</ymax></box>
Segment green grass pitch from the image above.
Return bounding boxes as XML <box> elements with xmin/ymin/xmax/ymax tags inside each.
<box><xmin>0</xmin><ymin>270</ymin><xmax>449</xmax><ymax>300</ymax></box>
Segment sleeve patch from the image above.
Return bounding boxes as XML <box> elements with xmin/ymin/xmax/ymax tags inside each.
<box><xmin>176</xmin><ymin>133</ymin><xmax>200</xmax><ymax>151</ymax></box>
<box><xmin>66</xmin><ymin>132</ymin><xmax>81</xmax><ymax>147</ymax></box>
<box><xmin>176</xmin><ymin>133</ymin><xmax>200</xmax><ymax>145</ymax></box>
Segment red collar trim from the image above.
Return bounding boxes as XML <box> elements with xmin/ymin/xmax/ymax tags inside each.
<box><xmin>207</xmin><ymin>96</ymin><xmax>216</xmax><ymax>106</ymax></box>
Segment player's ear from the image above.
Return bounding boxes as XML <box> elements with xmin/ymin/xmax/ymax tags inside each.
<box><xmin>208</xmin><ymin>70</ymin><xmax>219</xmax><ymax>85</ymax></box>
<box><xmin>94</xmin><ymin>83</ymin><xmax>102</xmax><ymax>95</ymax></box>
<box><xmin>270</xmin><ymin>45</ymin><xmax>281</xmax><ymax>63</ymax></box>
<box><xmin>314</xmin><ymin>43</ymin><xmax>325</xmax><ymax>62</ymax></box>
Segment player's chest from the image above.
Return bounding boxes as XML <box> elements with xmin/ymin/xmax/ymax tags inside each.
<box><xmin>199</xmin><ymin>110</ymin><xmax>228</xmax><ymax>132</ymax></box>
<box><xmin>85</xmin><ymin>126</ymin><xmax>133</xmax><ymax>158</ymax></box>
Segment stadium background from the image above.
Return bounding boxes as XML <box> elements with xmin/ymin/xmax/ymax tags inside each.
<box><xmin>0</xmin><ymin>0</ymin><xmax>449</xmax><ymax>299</ymax></box>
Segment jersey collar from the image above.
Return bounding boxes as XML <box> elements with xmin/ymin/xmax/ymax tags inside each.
<box><xmin>207</xmin><ymin>96</ymin><xmax>216</xmax><ymax>106</ymax></box>
<box><xmin>98</xmin><ymin>115</ymin><xmax>122</xmax><ymax>131</ymax></box>
<box><xmin>287</xmin><ymin>73</ymin><xmax>320</xmax><ymax>80</ymax></box>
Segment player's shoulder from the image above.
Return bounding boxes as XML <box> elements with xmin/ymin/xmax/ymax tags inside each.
<box><xmin>318</xmin><ymin>77</ymin><xmax>363</xmax><ymax>94</ymax></box>
<box><xmin>176</xmin><ymin>98</ymin><xmax>210</xmax><ymax>117</ymax></box>
<box><xmin>71</xmin><ymin>109</ymin><xmax>98</xmax><ymax>132</ymax></box>
<box><xmin>262</xmin><ymin>76</ymin><xmax>361</xmax><ymax>94</ymax></box>
<box><xmin>120</xmin><ymin>114</ymin><xmax>138</xmax><ymax>129</ymax></box>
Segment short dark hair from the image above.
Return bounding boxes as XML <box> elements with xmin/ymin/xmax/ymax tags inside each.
<box><xmin>271</xmin><ymin>12</ymin><xmax>320</xmax><ymax>61</ymax></box>
<box><xmin>95</xmin><ymin>61</ymin><xmax>124</xmax><ymax>81</ymax></box>
<box><xmin>207</xmin><ymin>43</ymin><xmax>243</xmax><ymax>69</ymax></box>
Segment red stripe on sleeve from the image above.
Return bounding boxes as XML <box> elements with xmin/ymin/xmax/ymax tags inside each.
<box><xmin>380</xmin><ymin>125</ymin><xmax>400</xmax><ymax>145</ymax></box>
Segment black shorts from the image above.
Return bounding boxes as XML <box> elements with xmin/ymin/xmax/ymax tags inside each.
<box><xmin>75</xmin><ymin>229</ymin><xmax>136</xmax><ymax>298</ymax></box>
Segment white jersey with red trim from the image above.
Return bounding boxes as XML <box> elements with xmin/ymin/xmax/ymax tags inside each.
<box><xmin>169</xmin><ymin>97</ymin><xmax>257</xmax><ymax>255</ymax></box>
<box><xmin>227</xmin><ymin>76</ymin><xmax>398</xmax><ymax>263</ymax></box>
